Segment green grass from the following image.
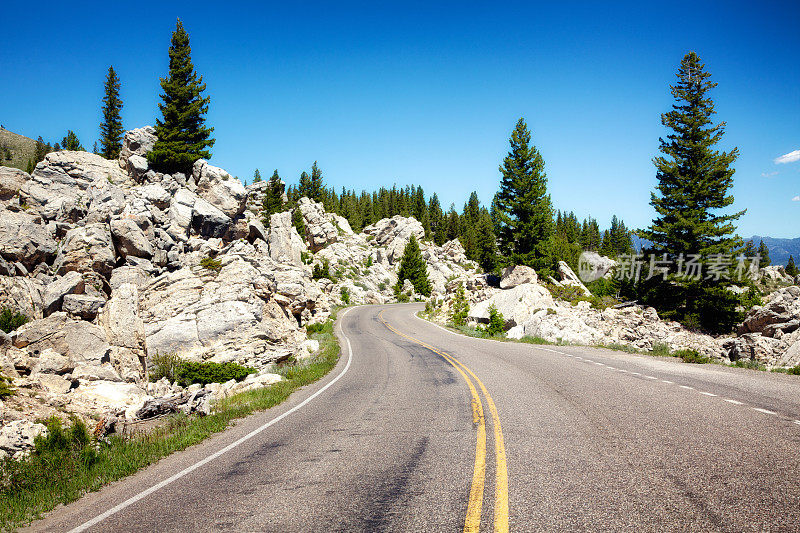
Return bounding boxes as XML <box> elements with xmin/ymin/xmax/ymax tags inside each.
<box><xmin>731</xmin><ymin>358</ymin><xmax>766</xmax><ymax>371</ymax></box>
<box><xmin>518</xmin><ymin>336</ymin><xmax>555</xmax><ymax>345</ymax></box>
<box><xmin>0</xmin><ymin>312</ymin><xmax>342</xmax><ymax>532</ymax></box>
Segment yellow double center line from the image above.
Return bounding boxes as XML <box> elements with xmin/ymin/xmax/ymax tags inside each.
<box><xmin>379</xmin><ymin>311</ymin><xmax>509</xmax><ymax>532</ymax></box>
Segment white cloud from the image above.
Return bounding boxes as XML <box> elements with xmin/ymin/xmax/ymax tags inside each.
<box><xmin>775</xmin><ymin>149</ymin><xmax>800</xmax><ymax>164</ymax></box>
<box><xmin>793</xmin><ymin>196</ymin><xmax>800</xmax><ymax>202</ymax></box>
<box><xmin>761</xmin><ymin>171</ymin><xmax>778</xmax><ymax>177</ymax></box>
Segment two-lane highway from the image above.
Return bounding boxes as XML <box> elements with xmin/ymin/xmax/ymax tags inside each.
<box><xmin>27</xmin><ymin>304</ymin><xmax>800</xmax><ymax>532</ymax></box>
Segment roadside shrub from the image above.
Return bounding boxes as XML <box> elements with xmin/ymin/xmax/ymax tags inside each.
<box><xmin>340</xmin><ymin>286</ymin><xmax>351</xmax><ymax>305</ymax></box>
<box><xmin>674</xmin><ymin>349</ymin><xmax>710</xmax><ymax>364</ymax></box>
<box><xmin>174</xmin><ymin>361</ymin><xmax>257</xmax><ymax>387</ymax></box>
<box><xmin>650</xmin><ymin>342</ymin><xmax>671</xmax><ymax>356</ymax></box>
<box><xmin>148</xmin><ymin>352</ymin><xmax>182</xmax><ymax>383</ymax></box>
<box><xmin>200</xmin><ymin>255</ymin><xmax>222</xmax><ymax>272</ymax></box>
<box><xmin>0</xmin><ymin>308</ymin><xmax>29</xmax><ymax>333</ymax></box>
<box><xmin>306</xmin><ymin>321</ymin><xmax>330</xmax><ymax>335</ymax></box>
<box><xmin>482</xmin><ymin>305</ymin><xmax>505</xmax><ymax>336</ymax></box>
<box><xmin>732</xmin><ymin>358</ymin><xmax>765</xmax><ymax>371</ymax></box>
<box><xmin>787</xmin><ymin>365</ymin><xmax>800</xmax><ymax>375</ymax></box>
<box><xmin>0</xmin><ymin>373</ymin><xmax>14</xmax><ymax>399</ymax></box>
<box><xmin>1</xmin><ymin>416</ymin><xmax>102</xmax><ymax>494</ymax></box>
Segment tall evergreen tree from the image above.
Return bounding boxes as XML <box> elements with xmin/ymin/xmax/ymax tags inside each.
<box><xmin>99</xmin><ymin>65</ymin><xmax>124</xmax><ymax>160</ymax></box>
<box><xmin>149</xmin><ymin>19</ymin><xmax>215</xmax><ymax>175</ymax></box>
<box><xmin>396</xmin><ymin>234</ymin><xmax>431</xmax><ymax>296</ymax></box>
<box><xmin>253</xmin><ymin>169</ymin><xmax>262</xmax><ymax>183</ymax></box>
<box><xmin>757</xmin><ymin>240</ymin><xmax>771</xmax><ymax>267</ymax></box>
<box><xmin>298</xmin><ymin>171</ymin><xmax>312</xmax><ymax>198</ymax></box>
<box><xmin>493</xmin><ymin>118</ymin><xmax>554</xmax><ymax>270</ymax></box>
<box><xmin>638</xmin><ymin>52</ymin><xmax>745</xmax><ymax>333</ymax></box>
<box><xmin>639</xmin><ymin>52</ymin><xmax>743</xmax><ymax>259</ymax></box>
<box><xmin>309</xmin><ymin>161</ymin><xmax>324</xmax><ymax>201</ymax></box>
<box><xmin>473</xmin><ymin>210</ymin><xmax>498</xmax><ymax>273</ymax></box>
<box><xmin>261</xmin><ymin>170</ymin><xmax>285</xmax><ymax>226</ymax></box>
<box><xmin>445</xmin><ymin>206</ymin><xmax>460</xmax><ymax>242</ymax></box>
<box><xmin>428</xmin><ymin>194</ymin><xmax>446</xmax><ymax>245</ymax></box>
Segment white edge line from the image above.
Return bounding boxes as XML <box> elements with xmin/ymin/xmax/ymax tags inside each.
<box><xmin>698</xmin><ymin>391</ymin><xmax>717</xmax><ymax>397</ymax></box>
<box><xmin>69</xmin><ymin>307</ymin><xmax>356</xmax><ymax>533</ymax></box>
<box><xmin>414</xmin><ymin>312</ymin><xmax>800</xmax><ymax>430</ymax></box>
<box><xmin>752</xmin><ymin>407</ymin><xmax>777</xmax><ymax>416</ymax></box>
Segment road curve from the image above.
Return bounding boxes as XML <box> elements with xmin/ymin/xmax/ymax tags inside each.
<box><xmin>26</xmin><ymin>304</ymin><xmax>800</xmax><ymax>532</ymax></box>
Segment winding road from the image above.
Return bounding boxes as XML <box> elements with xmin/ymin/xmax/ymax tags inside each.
<box><xmin>27</xmin><ymin>304</ymin><xmax>800</xmax><ymax>532</ymax></box>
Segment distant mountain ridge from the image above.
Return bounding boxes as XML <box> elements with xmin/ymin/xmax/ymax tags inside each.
<box><xmin>750</xmin><ymin>236</ymin><xmax>800</xmax><ymax>267</ymax></box>
<box><xmin>632</xmin><ymin>234</ymin><xmax>799</xmax><ymax>266</ymax></box>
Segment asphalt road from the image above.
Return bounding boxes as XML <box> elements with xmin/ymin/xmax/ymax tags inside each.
<box><xmin>26</xmin><ymin>304</ymin><xmax>800</xmax><ymax>532</ymax></box>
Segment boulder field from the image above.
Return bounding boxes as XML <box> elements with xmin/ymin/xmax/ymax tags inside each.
<box><xmin>0</xmin><ymin>127</ymin><xmax>476</xmax><ymax>458</ymax></box>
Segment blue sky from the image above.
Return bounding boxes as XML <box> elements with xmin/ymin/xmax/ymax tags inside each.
<box><xmin>1</xmin><ymin>1</ymin><xmax>798</xmax><ymax>237</ymax></box>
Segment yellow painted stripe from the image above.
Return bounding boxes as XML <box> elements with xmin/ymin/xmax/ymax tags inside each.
<box><xmin>448</xmin><ymin>358</ymin><xmax>509</xmax><ymax>532</ymax></box>
<box><xmin>379</xmin><ymin>312</ymin><xmax>486</xmax><ymax>532</ymax></box>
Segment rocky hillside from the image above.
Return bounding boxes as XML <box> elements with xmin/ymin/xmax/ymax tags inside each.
<box><xmin>0</xmin><ymin>127</ymin><xmax>37</xmax><ymax>171</ymax></box>
<box><xmin>427</xmin><ymin>261</ymin><xmax>800</xmax><ymax>370</ymax></box>
<box><xmin>0</xmin><ymin>126</ymin><xmax>476</xmax><ymax>459</ymax></box>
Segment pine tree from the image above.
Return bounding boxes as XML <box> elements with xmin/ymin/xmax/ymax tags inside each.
<box><xmin>261</xmin><ymin>170</ymin><xmax>285</xmax><ymax>227</ymax></box>
<box><xmin>298</xmin><ymin>171</ymin><xmax>312</xmax><ymax>199</ymax></box>
<box><xmin>638</xmin><ymin>52</ymin><xmax>745</xmax><ymax>333</ymax></box>
<box><xmin>473</xmin><ymin>210</ymin><xmax>498</xmax><ymax>273</ymax></box>
<box><xmin>292</xmin><ymin>206</ymin><xmax>306</xmax><ymax>238</ymax></box>
<box><xmin>786</xmin><ymin>255</ymin><xmax>798</xmax><ymax>278</ymax></box>
<box><xmin>309</xmin><ymin>162</ymin><xmax>324</xmax><ymax>201</ymax></box>
<box><xmin>61</xmin><ymin>131</ymin><xmax>84</xmax><ymax>151</ymax></box>
<box><xmin>450</xmin><ymin>283</ymin><xmax>469</xmax><ymax>326</ymax></box>
<box><xmin>25</xmin><ymin>159</ymin><xmax>34</xmax><ymax>174</ymax></box>
<box><xmin>99</xmin><ymin>65</ymin><xmax>124</xmax><ymax>160</ymax></box>
<box><xmin>34</xmin><ymin>136</ymin><xmax>50</xmax><ymax>162</ymax></box>
<box><xmin>396</xmin><ymin>234</ymin><xmax>431</xmax><ymax>296</ymax></box>
<box><xmin>428</xmin><ymin>194</ymin><xmax>446</xmax><ymax>245</ymax></box>
<box><xmin>493</xmin><ymin>118</ymin><xmax>554</xmax><ymax>270</ymax></box>
<box><xmin>253</xmin><ymin>169</ymin><xmax>262</xmax><ymax>183</ymax></box>
<box><xmin>445</xmin><ymin>206</ymin><xmax>460</xmax><ymax>242</ymax></box>
<box><xmin>149</xmin><ymin>19</ymin><xmax>215</xmax><ymax>175</ymax></box>
<box><xmin>757</xmin><ymin>240</ymin><xmax>771</xmax><ymax>267</ymax></box>
<box><xmin>640</xmin><ymin>52</ymin><xmax>744</xmax><ymax>259</ymax></box>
